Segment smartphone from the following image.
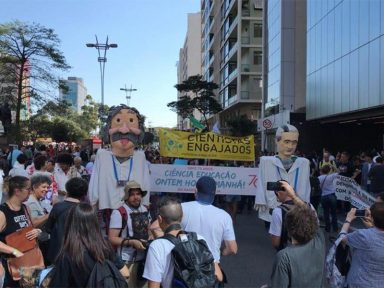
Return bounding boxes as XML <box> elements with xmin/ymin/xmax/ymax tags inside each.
<box><xmin>267</xmin><ymin>182</ymin><xmax>282</xmax><ymax>191</ymax></box>
<box><xmin>355</xmin><ymin>209</ymin><xmax>365</xmax><ymax>217</ymax></box>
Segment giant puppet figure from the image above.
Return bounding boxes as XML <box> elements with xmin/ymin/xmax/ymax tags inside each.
<box><xmin>89</xmin><ymin>105</ymin><xmax>150</xmax><ymax>210</ymax></box>
<box><xmin>255</xmin><ymin>124</ymin><xmax>311</xmax><ymax>222</ymax></box>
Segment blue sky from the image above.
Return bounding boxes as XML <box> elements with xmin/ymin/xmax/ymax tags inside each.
<box><xmin>0</xmin><ymin>0</ymin><xmax>200</xmax><ymax>128</ymax></box>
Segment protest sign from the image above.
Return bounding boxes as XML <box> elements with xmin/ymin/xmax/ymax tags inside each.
<box><xmin>333</xmin><ymin>175</ymin><xmax>376</xmax><ymax>209</ymax></box>
<box><xmin>159</xmin><ymin>128</ymin><xmax>255</xmax><ymax>161</ymax></box>
<box><xmin>150</xmin><ymin>164</ymin><xmax>259</xmax><ymax>195</ymax></box>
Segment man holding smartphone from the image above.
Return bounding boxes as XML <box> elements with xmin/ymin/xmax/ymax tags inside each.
<box><xmin>269</xmin><ymin>181</ymin><xmax>316</xmax><ymax>250</ymax></box>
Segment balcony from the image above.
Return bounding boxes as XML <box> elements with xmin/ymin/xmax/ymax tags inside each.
<box><xmin>222</xmin><ymin>94</ymin><xmax>238</xmax><ymax>108</ymax></box>
<box><xmin>222</xmin><ymin>15</ymin><xmax>238</xmax><ymax>42</ymax></box>
<box><xmin>240</xmin><ymin>91</ymin><xmax>250</xmax><ymax>99</ymax></box>
<box><xmin>228</xmin><ymin>68</ymin><xmax>238</xmax><ymax>84</ymax></box>
<box><xmin>208</xmin><ymin>54</ymin><xmax>215</xmax><ymax>67</ymax></box>
<box><xmin>221</xmin><ymin>41</ymin><xmax>238</xmax><ymax>67</ymax></box>
<box><xmin>241</xmin><ymin>64</ymin><xmax>250</xmax><ymax>72</ymax></box>
<box><xmin>221</xmin><ymin>0</ymin><xmax>237</xmax><ymax>21</ymax></box>
<box><xmin>241</xmin><ymin>36</ymin><xmax>250</xmax><ymax>44</ymax></box>
<box><xmin>242</xmin><ymin>9</ymin><xmax>250</xmax><ymax>17</ymax></box>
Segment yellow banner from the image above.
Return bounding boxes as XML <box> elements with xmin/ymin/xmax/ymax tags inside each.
<box><xmin>159</xmin><ymin>128</ymin><xmax>255</xmax><ymax>161</ymax></box>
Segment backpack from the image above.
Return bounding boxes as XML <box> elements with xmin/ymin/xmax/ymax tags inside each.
<box><xmin>163</xmin><ymin>231</ymin><xmax>216</xmax><ymax>288</ymax></box>
<box><xmin>277</xmin><ymin>201</ymin><xmax>295</xmax><ymax>251</ymax></box>
<box><xmin>104</xmin><ymin>207</ymin><xmax>128</xmax><ymax>237</ymax></box>
<box><xmin>310</xmin><ymin>176</ymin><xmax>321</xmax><ymax>197</ymax></box>
<box><xmin>85</xmin><ymin>260</ymin><xmax>128</xmax><ymax>288</ymax></box>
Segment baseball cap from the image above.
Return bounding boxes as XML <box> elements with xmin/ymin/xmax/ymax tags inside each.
<box><xmin>196</xmin><ymin>176</ymin><xmax>216</xmax><ymax>204</ymax></box>
<box><xmin>123</xmin><ymin>180</ymin><xmax>147</xmax><ymax>199</ymax></box>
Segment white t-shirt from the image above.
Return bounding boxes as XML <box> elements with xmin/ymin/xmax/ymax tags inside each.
<box><xmin>181</xmin><ymin>201</ymin><xmax>235</xmax><ymax>262</ymax></box>
<box><xmin>269</xmin><ymin>203</ymin><xmax>317</xmax><ymax>237</ymax></box>
<box><xmin>143</xmin><ymin>233</ymin><xmax>205</xmax><ymax>287</ymax></box>
<box><xmin>109</xmin><ymin>203</ymin><xmax>149</xmax><ymax>262</ymax></box>
<box><xmin>9</xmin><ymin>161</ymin><xmax>28</xmax><ymax>178</ymax></box>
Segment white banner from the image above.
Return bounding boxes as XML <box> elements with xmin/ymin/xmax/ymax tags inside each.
<box><xmin>333</xmin><ymin>175</ymin><xmax>376</xmax><ymax>209</ymax></box>
<box><xmin>150</xmin><ymin>164</ymin><xmax>259</xmax><ymax>195</ymax></box>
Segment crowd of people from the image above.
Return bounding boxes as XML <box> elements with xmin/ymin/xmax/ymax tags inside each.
<box><xmin>0</xmin><ymin>141</ymin><xmax>382</xmax><ymax>287</ymax></box>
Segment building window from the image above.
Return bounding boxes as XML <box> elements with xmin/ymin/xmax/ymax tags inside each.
<box><xmin>253</xmin><ymin>51</ymin><xmax>262</xmax><ymax>65</ymax></box>
<box><xmin>254</xmin><ymin>23</ymin><xmax>262</xmax><ymax>38</ymax></box>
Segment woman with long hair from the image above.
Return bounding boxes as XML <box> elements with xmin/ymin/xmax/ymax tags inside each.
<box><xmin>0</xmin><ymin>176</ymin><xmax>42</xmax><ymax>287</ymax></box>
<box><xmin>49</xmin><ymin>203</ymin><xmax>129</xmax><ymax>287</ymax></box>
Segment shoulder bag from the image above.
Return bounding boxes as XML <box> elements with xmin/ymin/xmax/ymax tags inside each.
<box><xmin>5</xmin><ymin>205</ymin><xmax>45</xmax><ymax>281</ymax></box>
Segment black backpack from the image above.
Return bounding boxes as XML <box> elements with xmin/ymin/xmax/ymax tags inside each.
<box><xmin>85</xmin><ymin>260</ymin><xmax>128</xmax><ymax>288</ymax></box>
<box><xmin>163</xmin><ymin>231</ymin><xmax>216</xmax><ymax>288</ymax></box>
<box><xmin>277</xmin><ymin>201</ymin><xmax>295</xmax><ymax>251</ymax></box>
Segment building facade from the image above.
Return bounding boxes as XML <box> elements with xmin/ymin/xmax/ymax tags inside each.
<box><xmin>259</xmin><ymin>0</ymin><xmax>307</xmax><ymax>152</ymax></box>
<box><xmin>59</xmin><ymin>77</ymin><xmax>87</xmax><ymax>114</ymax></box>
<box><xmin>305</xmin><ymin>0</ymin><xmax>384</xmax><ymax>152</ymax></box>
<box><xmin>177</xmin><ymin>12</ymin><xmax>202</xmax><ymax>130</ymax></box>
<box><xmin>201</xmin><ymin>0</ymin><xmax>263</xmax><ymax>134</ymax></box>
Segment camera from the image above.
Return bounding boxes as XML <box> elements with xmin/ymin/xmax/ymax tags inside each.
<box><xmin>355</xmin><ymin>209</ymin><xmax>365</xmax><ymax>217</ymax></box>
<box><xmin>267</xmin><ymin>182</ymin><xmax>283</xmax><ymax>191</ymax></box>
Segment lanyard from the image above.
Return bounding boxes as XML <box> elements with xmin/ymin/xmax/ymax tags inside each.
<box><xmin>112</xmin><ymin>155</ymin><xmax>133</xmax><ymax>183</ymax></box>
<box><xmin>276</xmin><ymin>166</ymin><xmax>299</xmax><ymax>192</ymax></box>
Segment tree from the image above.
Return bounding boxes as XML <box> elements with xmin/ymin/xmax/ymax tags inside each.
<box><xmin>227</xmin><ymin>114</ymin><xmax>257</xmax><ymax>137</ymax></box>
<box><xmin>25</xmin><ymin>114</ymin><xmax>52</xmax><ymax>141</ymax></box>
<box><xmin>50</xmin><ymin>116</ymin><xmax>87</xmax><ymax>143</ymax></box>
<box><xmin>77</xmin><ymin>95</ymin><xmax>100</xmax><ymax>135</ymax></box>
<box><xmin>168</xmin><ymin>75</ymin><xmax>222</xmax><ymax>130</ymax></box>
<box><xmin>35</xmin><ymin>99</ymin><xmax>75</xmax><ymax>118</ymax></box>
<box><xmin>0</xmin><ymin>21</ymin><xmax>70</xmax><ymax>141</ymax></box>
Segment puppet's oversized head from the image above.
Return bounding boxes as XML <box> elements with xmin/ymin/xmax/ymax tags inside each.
<box><xmin>275</xmin><ymin>124</ymin><xmax>299</xmax><ymax>160</ymax></box>
<box><xmin>102</xmin><ymin>105</ymin><xmax>145</xmax><ymax>157</ymax></box>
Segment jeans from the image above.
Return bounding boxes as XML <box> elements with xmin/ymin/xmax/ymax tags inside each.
<box><xmin>321</xmin><ymin>194</ymin><xmax>338</xmax><ymax>232</ymax></box>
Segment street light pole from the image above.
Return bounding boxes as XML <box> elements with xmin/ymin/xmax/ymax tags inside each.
<box><xmin>86</xmin><ymin>35</ymin><xmax>118</xmax><ymax>108</ymax></box>
<box><xmin>120</xmin><ymin>84</ymin><xmax>137</xmax><ymax>106</ymax></box>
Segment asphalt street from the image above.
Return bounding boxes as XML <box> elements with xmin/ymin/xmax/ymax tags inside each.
<box><xmin>220</xmin><ymin>211</ymin><xmax>276</xmax><ymax>288</ymax></box>
<box><xmin>219</xmin><ymin>208</ymin><xmax>365</xmax><ymax>288</ymax></box>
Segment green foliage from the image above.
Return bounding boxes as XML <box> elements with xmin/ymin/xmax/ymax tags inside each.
<box><xmin>168</xmin><ymin>75</ymin><xmax>222</xmax><ymax>129</ymax></box>
<box><xmin>26</xmin><ymin>114</ymin><xmax>53</xmax><ymax>140</ymax></box>
<box><xmin>21</xmin><ymin>95</ymin><xmax>104</xmax><ymax>143</ymax></box>
<box><xmin>35</xmin><ymin>99</ymin><xmax>75</xmax><ymax>118</ymax></box>
<box><xmin>50</xmin><ymin>116</ymin><xmax>88</xmax><ymax>143</ymax></box>
<box><xmin>227</xmin><ymin>114</ymin><xmax>257</xmax><ymax>137</ymax></box>
<box><xmin>77</xmin><ymin>95</ymin><xmax>98</xmax><ymax>132</ymax></box>
<box><xmin>0</xmin><ymin>21</ymin><xmax>70</xmax><ymax>142</ymax></box>
<box><xmin>167</xmin><ymin>96</ymin><xmax>193</xmax><ymax>119</ymax></box>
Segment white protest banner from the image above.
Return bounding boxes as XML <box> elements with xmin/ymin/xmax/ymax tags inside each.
<box><xmin>333</xmin><ymin>175</ymin><xmax>376</xmax><ymax>209</ymax></box>
<box><xmin>150</xmin><ymin>164</ymin><xmax>259</xmax><ymax>195</ymax></box>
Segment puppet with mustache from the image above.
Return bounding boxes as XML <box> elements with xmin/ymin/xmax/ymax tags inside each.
<box><xmin>89</xmin><ymin>105</ymin><xmax>150</xmax><ymax>222</ymax></box>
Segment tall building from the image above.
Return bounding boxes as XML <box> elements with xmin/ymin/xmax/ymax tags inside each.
<box><xmin>306</xmin><ymin>0</ymin><xmax>384</xmax><ymax>152</ymax></box>
<box><xmin>177</xmin><ymin>12</ymin><xmax>202</xmax><ymax>130</ymax></box>
<box><xmin>202</xmin><ymin>0</ymin><xmax>264</xmax><ymax>134</ymax></box>
<box><xmin>59</xmin><ymin>77</ymin><xmax>87</xmax><ymax>113</ymax></box>
<box><xmin>259</xmin><ymin>0</ymin><xmax>307</xmax><ymax>152</ymax></box>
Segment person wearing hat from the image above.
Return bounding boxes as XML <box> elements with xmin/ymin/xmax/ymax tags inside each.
<box><xmin>108</xmin><ymin>180</ymin><xmax>151</xmax><ymax>288</ymax></box>
<box><xmin>180</xmin><ymin>176</ymin><xmax>237</xmax><ymax>283</ymax></box>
